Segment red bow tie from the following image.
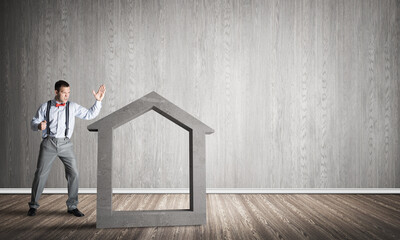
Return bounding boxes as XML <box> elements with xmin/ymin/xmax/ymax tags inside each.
<box><xmin>56</xmin><ymin>103</ymin><xmax>66</xmax><ymax>107</ymax></box>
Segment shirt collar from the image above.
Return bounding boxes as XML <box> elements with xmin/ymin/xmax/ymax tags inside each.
<box><xmin>52</xmin><ymin>98</ymin><xmax>68</xmax><ymax>106</ymax></box>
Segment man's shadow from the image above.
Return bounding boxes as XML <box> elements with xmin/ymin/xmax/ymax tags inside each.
<box><xmin>1</xmin><ymin>208</ymin><xmax>96</xmax><ymax>229</ymax></box>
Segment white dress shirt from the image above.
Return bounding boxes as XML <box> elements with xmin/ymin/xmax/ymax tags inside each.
<box><xmin>31</xmin><ymin>98</ymin><xmax>102</xmax><ymax>139</ymax></box>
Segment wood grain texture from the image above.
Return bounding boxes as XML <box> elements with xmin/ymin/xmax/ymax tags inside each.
<box><xmin>0</xmin><ymin>0</ymin><xmax>400</xmax><ymax>188</ymax></box>
<box><xmin>0</xmin><ymin>194</ymin><xmax>400</xmax><ymax>239</ymax></box>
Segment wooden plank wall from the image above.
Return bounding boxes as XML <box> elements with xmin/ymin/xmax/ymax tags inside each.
<box><xmin>0</xmin><ymin>0</ymin><xmax>399</xmax><ymax>188</ymax></box>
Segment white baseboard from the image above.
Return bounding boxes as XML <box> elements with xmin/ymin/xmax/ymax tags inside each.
<box><xmin>0</xmin><ymin>188</ymin><xmax>399</xmax><ymax>194</ymax></box>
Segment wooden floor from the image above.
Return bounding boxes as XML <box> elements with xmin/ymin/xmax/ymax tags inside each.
<box><xmin>0</xmin><ymin>194</ymin><xmax>399</xmax><ymax>239</ymax></box>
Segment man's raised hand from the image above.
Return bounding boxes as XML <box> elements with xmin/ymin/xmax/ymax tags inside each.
<box><xmin>93</xmin><ymin>84</ymin><xmax>106</xmax><ymax>101</ymax></box>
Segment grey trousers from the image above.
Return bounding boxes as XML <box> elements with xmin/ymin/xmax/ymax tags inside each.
<box><xmin>29</xmin><ymin>137</ymin><xmax>79</xmax><ymax>210</ymax></box>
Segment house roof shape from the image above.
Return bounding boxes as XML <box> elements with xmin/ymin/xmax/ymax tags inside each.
<box><xmin>88</xmin><ymin>91</ymin><xmax>214</xmax><ymax>228</ymax></box>
<box><xmin>88</xmin><ymin>91</ymin><xmax>214</xmax><ymax>134</ymax></box>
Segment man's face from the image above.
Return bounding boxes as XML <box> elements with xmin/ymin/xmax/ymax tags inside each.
<box><xmin>55</xmin><ymin>86</ymin><xmax>70</xmax><ymax>103</ymax></box>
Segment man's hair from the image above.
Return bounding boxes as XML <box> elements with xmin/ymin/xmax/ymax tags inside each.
<box><xmin>55</xmin><ymin>80</ymin><xmax>70</xmax><ymax>91</ymax></box>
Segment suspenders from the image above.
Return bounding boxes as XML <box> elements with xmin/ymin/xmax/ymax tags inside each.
<box><xmin>65</xmin><ymin>102</ymin><xmax>69</xmax><ymax>136</ymax></box>
<box><xmin>45</xmin><ymin>100</ymin><xmax>70</xmax><ymax>137</ymax></box>
<box><xmin>46</xmin><ymin>100</ymin><xmax>51</xmax><ymax>135</ymax></box>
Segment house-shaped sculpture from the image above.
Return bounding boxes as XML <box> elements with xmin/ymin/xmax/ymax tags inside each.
<box><xmin>88</xmin><ymin>91</ymin><xmax>214</xmax><ymax>228</ymax></box>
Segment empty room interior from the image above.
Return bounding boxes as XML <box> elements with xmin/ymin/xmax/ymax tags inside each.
<box><xmin>1</xmin><ymin>0</ymin><xmax>400</xmax><ymax>239</ymax></box>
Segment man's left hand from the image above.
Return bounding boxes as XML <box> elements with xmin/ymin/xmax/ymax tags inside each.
<box><xmin>93</xmin><ymin>84</ymin><xmax>106</xmax><ymax>101</ymax></box>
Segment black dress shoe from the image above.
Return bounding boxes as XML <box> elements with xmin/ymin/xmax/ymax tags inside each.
<box><xmin>27</xmin><ymin>208</ymin><xmax>36</xmax><ymax>216</ymax></box>
<box><xmin>68</xmin><ymin>208</ymin><xmax>85</xmax><ymax>217</ymax></box>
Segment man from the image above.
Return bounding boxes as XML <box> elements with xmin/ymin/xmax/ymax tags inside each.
<box><xmin>28</xmin><ymin>80</ymin><xmax>106</xmax><ymax>217</ymax></box>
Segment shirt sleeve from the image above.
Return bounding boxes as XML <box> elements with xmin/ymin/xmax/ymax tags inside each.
<box><xmin>31</xmin><ymin>104</ymin><xmax>46</xmax><ymax>131</ymax></box>
<box><xmin>73</xmin><ymin>100</ymin><xmax>102</xmax><ymax>120</ymax></box>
